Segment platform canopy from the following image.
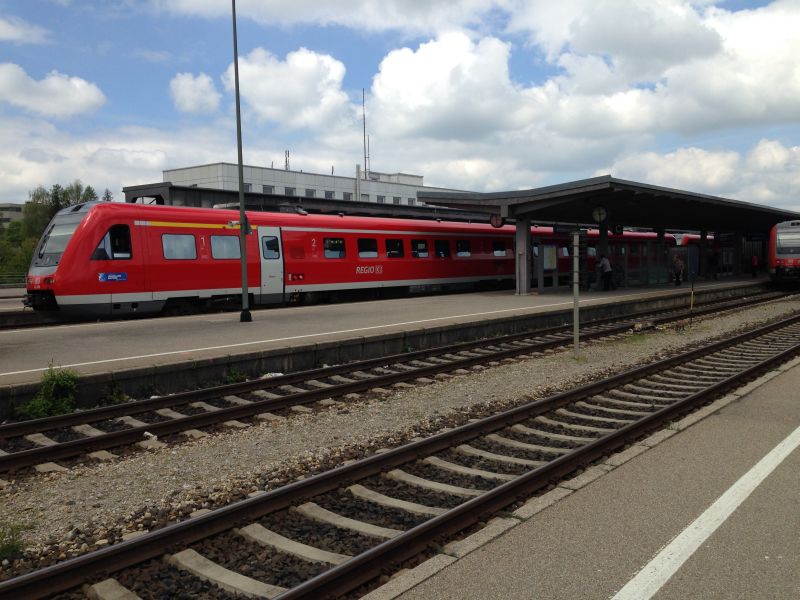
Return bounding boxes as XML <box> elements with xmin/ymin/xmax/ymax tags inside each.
<box><xmin>418</xmin><ymin>175</ymin><xmax>799</xmax><ymax>233</ymax></box>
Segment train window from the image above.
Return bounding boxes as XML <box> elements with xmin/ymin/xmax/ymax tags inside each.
<box><xmin>162</xmin><ymin>234</ymin><xmax>197</xmax><ymax>260</ymax></box>
<box><xmin>262</xmin><ymin>236</ymin><xmax>280</xmax><ymax>259</ymax></box>
<box><xmin>210</xmin><ymin>235</ymin><xmax>240</xmax><ymax>259</ymax></box>
<box><xmin>587</xmin><ymin>247</ymin><xmax>597</xmax><ymax>257</ymax></box>
<box><xmin>559</xmin><ymin>247</ymin><xmax>570</xmax><ymax>257</ymax></box>
<box><xmin>92</xmin><ymin>225</ymin><xmax>132</xmax><ymax>260</ymax></box>
<box><xmin>324</xmin><ymin>238</ymin><xmax>345</xmax><ymax>259</ymax></box>
<box><xmin>456</xmin><ymin>240</ymin><xmax>471</xmax><ymax>257</ymax></box>
<box><xmin>434</xmin><ymin>240</ymin><xmax>450</xmax><ymax>258</ymax></box>
<box><xmin>358</xmin><ymin>238</ymin><xmax>378</xmax><ymax>258</ymax></box>
<box><xmin>411</xmin><ymin>239</ymin><xmax>428</xmax><ymax>258</ymax></box>
<box><xmin>386</xmin><ymin>239</ymin><xmax>404</xmax><ymax>258</ymax></box>
<box><xmin>492</xmin><ymin>241</ymin><xmax>507</xmax><ymax>257</ymax></box>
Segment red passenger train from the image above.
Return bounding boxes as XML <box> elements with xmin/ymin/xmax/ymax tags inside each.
<box><xmin>768</xmin><ymin>220</ymin><xmax>800</xmax><ymax>282</ymax></box>
<box><xmin>25</xmin><ymin>202</ymin><xmax>671</xmax><ymax>317</ymax></box>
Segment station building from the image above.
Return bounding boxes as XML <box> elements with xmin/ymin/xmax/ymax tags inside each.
<box><xmin>159</xmin><ymin>162</ymin><xmax>463</xmax><ymax>207</ymax></box>
<box><xmin>0</xmin><ymin>203</ymin><xmax>24</xmax><ymax>227</ymax></box>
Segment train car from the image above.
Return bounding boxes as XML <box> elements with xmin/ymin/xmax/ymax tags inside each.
<box><xmin>25</xmin><ymin>202</ymin><xmax>675</xmax><ymax>318</ymax></box>
<box><xmin>768</xmin><ymin>220</ymin><xmax>800</xmax><ymax>282</ymax></box>
<box><xmin>25</xmin><ymin>202</ymin><xmax>518</xmax><ymax>317</ymax></box>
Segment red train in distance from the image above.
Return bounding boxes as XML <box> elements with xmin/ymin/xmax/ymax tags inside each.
<box><xmin>768</xmin><ymin>220</ymin><xmax>800</xmax><ymax>282</ymax></box>
<box><xmin>26</xmin><ymin>202</ymin><xmax>673</xmax><ymax>318</ymax></box>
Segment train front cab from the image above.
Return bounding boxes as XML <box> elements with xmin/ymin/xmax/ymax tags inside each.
<box><xmin>769</xmin><ymin>220</ymin><xmax>800</xmax><ymax>283</ymax></box>
<box><xmin>26</xmin><ymin>202</ymin><xmax>158</xmax><ymax>317</ymax></box>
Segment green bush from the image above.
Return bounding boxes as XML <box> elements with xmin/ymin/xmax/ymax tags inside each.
<box><xmin>0</xmin><ymin>521</ymin><xmax>25</xmax><ymax>561</ymax></box>
<box><xmin>14</xmin><ymin>365</ymin><xmax>79</xmax><ymax>421</ymax></box>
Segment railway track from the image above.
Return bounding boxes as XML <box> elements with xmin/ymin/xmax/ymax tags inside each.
<box><xmin>2</xmin><ymin>308</ymin><xmax>799</xmax><ymax>599</ymax></box>
<box><xmin>0</xmin><ymin>291</ymin><xmax>790</xmax><ymax>475</ymax></box>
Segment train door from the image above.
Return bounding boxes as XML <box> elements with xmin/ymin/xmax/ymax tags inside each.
<box><xmin>259</xmin><ymin>227</ymin><xmax>284</xmax><ymax>303</ymax></box>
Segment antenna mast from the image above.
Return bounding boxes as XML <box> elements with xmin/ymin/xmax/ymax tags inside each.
<box><xmin>362</xmin><ymin>88</ymin><xmax>368</xmax><ymax>179</ymax></box>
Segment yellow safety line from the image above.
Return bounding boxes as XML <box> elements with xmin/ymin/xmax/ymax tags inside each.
<box><xmin>139</xmin><ymin>220</ymin><xmax>258</xmax><ymax>231</ymax></box>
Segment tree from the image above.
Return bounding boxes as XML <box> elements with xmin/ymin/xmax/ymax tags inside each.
<box><xmin>4</xmin><ymin>220</ymin><xmax>23</xmax><ymax>245</ymax></box>
<box><xmin>22</xmin><ymin>200</ymin><xmax>51</xmax><ymax>239</ymax></box>
<box><xmin>0</xmin><ymin>181</ymin><xmax>103</xmax><ymax>280</ymax></box>
<box><xmin>102</xmin><ymin>188</ymin><xmax>114</xmax><ymax>202</ymax></box>
<box><xmin>83</xmin><ymin>185</ymin><xmax>98</xmax><ymax>202</ymax></box>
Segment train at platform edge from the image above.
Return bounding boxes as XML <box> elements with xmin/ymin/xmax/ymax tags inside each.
<box><xmin>768</xmin><ymin>220</ymin><xmax>800</xmax><ymax>283</ymax></box>
<box><xmin>25</xmin><ymin>202</ymin><xmax>675</xmax><ymax>318</ymax></box>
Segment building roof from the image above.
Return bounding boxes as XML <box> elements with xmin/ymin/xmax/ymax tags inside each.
<box><xmin>122</xmin><ymin>182</ymin><xmax>492</xmax><ymax>223</ymax></box>
<box><xmin>418</xmin><ymin>175</ymin><xmax>799</xmax><ymax>233</ymax></box>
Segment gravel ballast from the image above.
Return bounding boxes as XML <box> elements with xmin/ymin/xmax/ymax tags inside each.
<box><xmin>1</xmin><ymin>297</ymin><xmax>799</xmax><ymax>578</ymax></box>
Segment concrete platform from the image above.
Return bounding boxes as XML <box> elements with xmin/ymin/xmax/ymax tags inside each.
<box><xmin>0</xmin><ymin>278</ymin><xmax>769</xmax><ymax>412</ymax></box>
<box><xmin>382</xmin><ymin>357</ymin><xmax>800</xmax><ymax>600</ymax></box>
<box><xmin>0</xmin><ymin>287</ymin><xmax>24</xmax><ymax>300</ymax></box>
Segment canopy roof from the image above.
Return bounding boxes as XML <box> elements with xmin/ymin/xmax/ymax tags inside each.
<box><xmin>419</xmin><ymin>175</ymin><xmax>799</xmax><ymax>233</ymax></box>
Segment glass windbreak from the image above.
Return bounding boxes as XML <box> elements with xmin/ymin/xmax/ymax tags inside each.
<box><xmin>39</xmin><ymin>222</ymin><xmax>79</xmax><ymax>257</ymax></box>
<box><xmin>776</xmin><ymin>231</ymin><xmax>800</xmax><ymax>254</ymax></box>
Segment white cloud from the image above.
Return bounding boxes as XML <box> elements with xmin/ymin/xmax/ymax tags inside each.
<box><xmin>222</xmin><ymin>47</ymin><xmax>350</xmax><ymax>130</ymax></box>
<box><xmin>609</xmin><ymin>139</ymin><xmax>800</xmax><ymax>210</ymax></box>
<box><xmin>508</xmin><ymin>0</ymin><xmax>721</xmax><ymax>79</ymax></box>
<box><xmin>151</xmin><ymin>0</ymin><xmax>498</xmax><ymax>35</ymax></box>
<box><xmin>0</xmin><ymin>15</ymin><xmax>49</xmax><ymax>44</ymax></box>
<box><xmin>0</xmin><ymin>115</ymin><xmax>233</xmax><ymax>204</ymax></box>
<box><xmin>371</xmin><ymin>32</ymin><xmax>531</xmax><ymax>140</ymax></box>
<box><xmin>0</xmin><ymin>63</ymin><xmax>105</xmax><ymax>118</ymax></box>
<box><xmin>169</xmin><ymin>72</ymin><xmax>220</xmax><ymax>114</ymax></box>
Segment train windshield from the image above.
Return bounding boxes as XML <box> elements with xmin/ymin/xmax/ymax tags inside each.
<box><xmin>30</xmin><ymin>207</ymin><xmax>89</xmax><ymax>268</ymax></box>
<box><xmin>39</xmin><ymin>222</ymin><xmax>79</xmax><ymax>256</ymax></box>
<box><xmin>776</xmin><ymin>230</ymin><xmax>800</xmax><ymax>254</ymax></box>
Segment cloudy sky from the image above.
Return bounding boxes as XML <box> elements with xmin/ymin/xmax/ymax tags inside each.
<box><xmin>1</xmin><ymin>0</ymin><xmax>798</xmax><ymax>210</ymax></box>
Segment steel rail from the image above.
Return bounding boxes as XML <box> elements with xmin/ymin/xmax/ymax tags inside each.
<box><xmin>0</xmin><ymin>290</ymin><xmax>783</xmax><ymax>440</ymax></box>
<box><xmin>1</xmin><ymin>312</ymin><xmax>798</xmax><ymax>599</ymax></box>
<box><xmin>0</xmin><ymin>293</ymin><xmax>787</xmax><ymax>472</ymax></box>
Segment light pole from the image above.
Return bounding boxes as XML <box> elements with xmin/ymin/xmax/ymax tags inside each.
<box><xmin>231</xmin><ymin>0</ymin><xmax>251</xmax><ymax>322</ymax></box>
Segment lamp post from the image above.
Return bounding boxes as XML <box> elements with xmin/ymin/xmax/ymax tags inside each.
<box><xmin>231</xmin><ymin>0</ymin><xmax>251</xmax><ymax>322</ymax></box>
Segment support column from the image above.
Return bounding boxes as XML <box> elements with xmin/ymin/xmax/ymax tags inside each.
<box><xmin>535</xmin><ymin>237</ymin><xmax>545</xmax><ymax>293</ymax></box>
<box><xmin>733</xmin><ymin>231</ymin><xmax>743</xmax><ymax>276</ymax></box>
<box><xmin>700</xmin><ymin>230</ymin><xmax>708</xmax><ymax>278</ymax></box>
<box><xmin>515</xmin><ymin>219</ymin><xmax>532</xmax><ymax>295</ymax></box>
<box><xmin>657</xmin><ymin>228</ymin><xmax>666</xmax><ymax>284</ymax></box>
<box><xmin>598</xmin><ymin>223</ymin><xmax>609</xmax><ymax>257</ymax></box>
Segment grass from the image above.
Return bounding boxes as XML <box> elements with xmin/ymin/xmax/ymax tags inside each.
<box><xmin>224</xmin><ymin>368</ymin><xmax>247</xmax><ymax>384</ymax></box>
<box><xmin>14</xmin><ymin>364</ymin><xmax>79</xmax><ymax>421</ymax></box>
<box><xmin>0</xmin><ymin>520</ymin><xmax>26</xmax><ymax>561</ymax></box>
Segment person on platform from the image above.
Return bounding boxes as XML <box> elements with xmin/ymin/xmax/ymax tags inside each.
<box><xmin>673</xmin><ymin>254</ymin><xmax>684</xmax><ymax>286</ymax></box>
<box><xmin>708</xmin><ymin>250</ymin><xmax>719</xmax><ymax>280</ymax></box>
<box><xmin>600</xmin><ymin>254</ymin><xmax>613</xmax><ymax>291</ymax></box>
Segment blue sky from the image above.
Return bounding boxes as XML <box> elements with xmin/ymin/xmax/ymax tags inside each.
<box><xmin>1</xmin><ymin>0</ymin><xmax>798</xmax><ymax>211</ymax></box>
